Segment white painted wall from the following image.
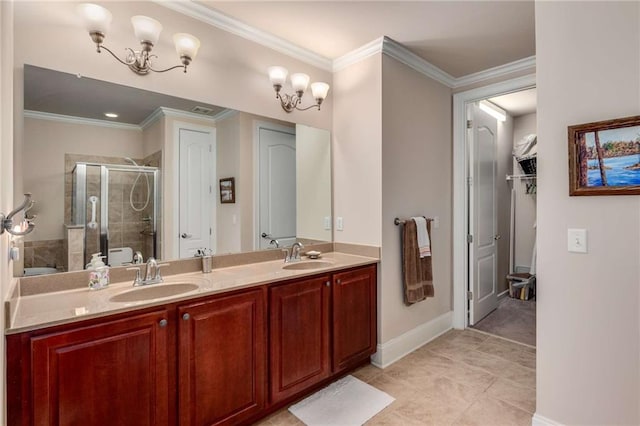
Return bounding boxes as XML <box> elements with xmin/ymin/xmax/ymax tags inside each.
<box><xmin>512</xmin><ymin>113</ymin><xmax>536</xmax><ymax>270</ymax></box>
<box><xmin>380</xmin><ymin>55</ymin><xmax>452</xmax><ymax>342</ymax></box>
<box><xmin>536</xmin><ymin>2</ymin><xmax>640</xmax><ymax>424</ymax></box>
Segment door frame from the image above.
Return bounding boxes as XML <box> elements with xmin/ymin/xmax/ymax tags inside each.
<box><xmin>172</xmin><ymin>121</ymin><xmax>216</xmax><ymax>259</ymax></box>
<box><xmin>252</xmin><ymin>120</ymin><xmax>296</xmax><ymax>250</ymax></box>
<box><xmin>452</xmin><ymin>74</ymin><xmax>536</xmax><ymax>329</ymax></box>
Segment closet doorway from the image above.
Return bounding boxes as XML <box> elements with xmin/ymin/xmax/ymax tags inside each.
<box><xmin>452</xmin><ymin>75</ymin><xmax>537</xmax><ymax>347</ymax></box>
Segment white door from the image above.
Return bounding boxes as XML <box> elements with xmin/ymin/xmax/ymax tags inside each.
<box><xmin>257</xmin><ymin>125</ymin><xmax>296</xmax><ymax>249</ymax></box>
<box><xmin>469</xmin><ymin>103</ymin><xmax>499</xmax><ymax>325</ymax></box>
<box><xmin>179</xmin><ymin>128</ymin><xmax>215</xmax><ymax>258</ymax></box>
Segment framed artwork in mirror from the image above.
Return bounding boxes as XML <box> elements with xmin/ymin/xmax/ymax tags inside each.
<box><xmin>219</xmin><ymin>177</ymin><xmax>235</xmax><ymax>203</ymax></box>
<box><xmin>568</xmin><ymin>115</ymin><xmax>640</xmax><ymax>196</ymax></box>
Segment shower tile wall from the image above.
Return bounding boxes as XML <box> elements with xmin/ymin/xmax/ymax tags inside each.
<box><xmin>65</xmin><ymin>153</ymin><xmax>161</xmax><ymax>266</ymax></box>
<box><xmin>23</xmin><ymin>239</ymin><xmax>64</xmax><ymax>270</ymax></box>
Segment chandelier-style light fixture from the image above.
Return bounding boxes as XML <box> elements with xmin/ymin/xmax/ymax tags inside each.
<box><xmin>77</xmin><ymin>3</ymin><xmax>201</xmax><ymax>75</ymax></box>
<box><xmin>268</xmin><ymin>66</ymin><xmax>330</xmax><ymax>113</ymax></box>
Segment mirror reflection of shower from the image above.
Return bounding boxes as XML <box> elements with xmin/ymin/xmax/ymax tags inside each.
<box><xmin>70</xmin><ymin>156</ymin><xmax>160</xmax><ymax>270</ymax></box>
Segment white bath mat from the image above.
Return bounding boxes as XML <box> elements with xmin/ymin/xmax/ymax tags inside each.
<box><xmin>288</xmin><ymin>375</ymin><xmax>394</xmax><ymax>426</ymax></box>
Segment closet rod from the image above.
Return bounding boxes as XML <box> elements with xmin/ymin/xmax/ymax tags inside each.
<box><xmin>506</xmin><ymin>174</ymin><xmax>536</xmax><ymax>181</ymax></box>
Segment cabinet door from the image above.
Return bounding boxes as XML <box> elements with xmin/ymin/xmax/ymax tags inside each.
<box><xmin>333</xmin><ymin>265</ymin><xmax>377</xmax><ymax>372</ymax></box>
<box><xmin>178</xmin><ymin>289</ymin><xmax>266</xmax><ymax>426</ymax></box>
<box><xmin>269</xmin><ymin>275</ymin><xmax>331</xmax><ymax>403</ymax></box>
<box><xmin>30</xmin><ymin>309</ymin><xmax>170</xmax><ymax>426</ymax></box>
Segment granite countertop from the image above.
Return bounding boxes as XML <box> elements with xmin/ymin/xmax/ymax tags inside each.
<box><xmin>7</xmin><ymin>252</ymin><xmax>378</xmax><ymax>334</ymax></box>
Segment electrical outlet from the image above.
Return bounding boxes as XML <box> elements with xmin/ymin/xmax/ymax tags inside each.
<box><xmin>567</xmin><ymin>228</ymin><xmax>587</xmax><ymax>253</ymax></box>
<box><xmin>324</xmin><ymin>216</ymin><xmax>331</xmax><ymax>230</ymax></box>
<box><xmin>336</xmin><ymin>217</ymin><xmax>344</xmax><ymax>231</ymax></box>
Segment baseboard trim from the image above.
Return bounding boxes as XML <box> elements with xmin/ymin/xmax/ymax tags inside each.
<box><xmin>532</xmin><ymin>413</ymin><xmax>564</xmax><ymax>426</ymax></box>
<box><xmin>370</xmin><ymin>310</ymin><xmax>453</xmax><ymax>368</ymax></box>
<box><xmin>498</xmin><ymin>289</ymin><xmax>510</xmax><ymax>300</ymax></box>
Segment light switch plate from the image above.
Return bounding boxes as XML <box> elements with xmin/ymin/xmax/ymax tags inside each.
<box><xmin>323</xmin><ymin>216</ymin><xmax>331</xmax><ymax>230</ymax></box>
<box><xmin>567</xmin><ymin>228</ymin><xmax>587</xmax><ymax>253</ymax></box>
<box><xmin>336</xmin><ymin>217</ymin><xmax>344</xmax><ymax>231</ymax></box>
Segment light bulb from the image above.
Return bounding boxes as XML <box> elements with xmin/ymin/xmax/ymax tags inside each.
<box><xmin>131</xmin><ymin>15</ymin><xmax>162</xmax><ymax>45</ymax></box>
<box><xmin>77</xmin><ymin>3</ymin><xmax>112</xmax><ymax>34</ymax></box>
<box><xmin>290</xmin><ymin>73</ymin><xmax>310</xmax><ymax>94</ymax></box>
<box><xmin>268</xmin><ymin>66</ymin><xmax>288</xmax><ymax>87</ymax></box>
<box><xmin>173</xmin><ymin>33</ymin><xmax>200</xmax><ymax>60</ymax></box>
<box><xmin>311</xmin><ymin>82</ymin><xmax>330</xmax><ymax>101</ymax></box>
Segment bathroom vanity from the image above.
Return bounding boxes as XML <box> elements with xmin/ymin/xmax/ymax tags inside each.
<box><xmin>6</xmin><ymin>253</ymin><xmax>377</xmax><ymax>425</ymax></box>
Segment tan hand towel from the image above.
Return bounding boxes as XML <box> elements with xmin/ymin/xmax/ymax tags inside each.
<box><xmin>402</xmin><ymin>218</ymin><xmax>434</xmax><ymax>305</ymax></box>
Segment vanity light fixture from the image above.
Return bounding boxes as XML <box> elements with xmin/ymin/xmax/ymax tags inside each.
<box><xmin>77</xmin><ymin>3</ymin><xmax>201</xmax><ymax>75</ymax></box>
<box><xmin>268</xmin><ymin>66</ymin><xmax>330</xmax><ymax>113</ymax></box>
<box><xmin>479</xmin><ymin>100</ymin><xmax>507</xmax><ymax>122</ymax></box>
<box><xmin>0</xmin><ymin>193</ymin><xmax>36</xmax><ymax>237</ymax></box>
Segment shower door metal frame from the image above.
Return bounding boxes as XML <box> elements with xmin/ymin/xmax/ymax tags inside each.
<box><xmin>99</xmin><ymin>164</ymin><xmax>159</xmax><ymax>266</ymax></box>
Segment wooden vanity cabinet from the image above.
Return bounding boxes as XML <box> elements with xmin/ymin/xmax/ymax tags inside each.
<box><xmin>332</xmin><ymin>265</ymin><xmax>377</xmax><ymax>372</ymax></box>
<box><xmin>177</xmin><ymin>289</ymin><xmax>266</xmax><ymax>426</ymax></box>
<box><xmin>7</xmin><ymin>263</ymin><xmax>377</xmax><ymax>426</ymax></box>
<box><xmin>268</xmin><ymin>264</ymin><xmax>377</xmax><ymax>404</ymax></box>
<box><xmin>269</xmin><ymin>275</ymin><xmax>331</xmax><ymax>403</ymax></box>
<box><xmin>7</xmin><ymin>309</ymin><xmax>172</xmax><ymax>426</ymax></box>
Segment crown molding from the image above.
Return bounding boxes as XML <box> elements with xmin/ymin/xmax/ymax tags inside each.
<box><xmin>140</xmin><ymin>106</ymin><xmax>217</xmax><ymax>130</ymax></box>
<box><xmin>333</xmin><ymin>37</ymin><xmax>385</xmax><ymax>72</ymax></box>
<box><xmin>158</xmin><ymin>2</ymin><xmax>535</xmax><ymax>89</ymax></box>
<box><xmin>452</xmin><ymin>55</ymin><xmax>536</xmax><ymax>89</ymax></box>
<box><xmin>156</xmin><ymin>1</ymin><xmax>333</xmax><ymax>71</ymax></box>
<box><xmin>381</xmin><ymin>36</ymin><xmax>457</xmax><ymax>88</ymax></box>
<box><xmin>24</xmin><ymin>110</ymin><xmax>142</xmax><ymax>131</ymax></box>
<box><xmin>211</xmin><ymin>108</ymin><xmax>239</xmax><ymax>122</ymax></box>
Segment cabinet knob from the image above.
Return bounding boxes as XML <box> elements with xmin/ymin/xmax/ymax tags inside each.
<box><xmin>336</xmin><ymin>279</ymin><xmax>342</xmax><ymax>285</ymax></box>
<box><xmin>325</xmin><ymin>281</ymin><xmax>331</xmax><ymax>287</ymax></box>
<box><xmin>159</xmin><ymin>319</ymin><xmax>168</xmax><ymax>327</ymax></box>
<box><xmin>182</xmin><ymin>313</ymin><xmax>190</xmax><ymax>321</ymax></box>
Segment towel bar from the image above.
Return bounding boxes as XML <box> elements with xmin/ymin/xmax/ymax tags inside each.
<box><xmin>394</xmin><ymin>216</ymin><xmax>431</xmax><ymax>226</ymax></box>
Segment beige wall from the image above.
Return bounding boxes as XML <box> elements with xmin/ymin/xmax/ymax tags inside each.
<box><xmin>23</xmin><ymin>117</ymin><xmax>143</xmax><ymax>241</ymax></box>
<box><xmin>496</xmin><ymin>115</ymin><xmax>514</xmax><ymax>293</ymax></box>
<box><xmin>296</xmin><ymin>124</ymin><xmax>331</xmax><ymax>242</ymax></box>
<box><xmin>536</xmin><ymin>2</ymin><xmax>640</xmax><ymax>424</ymax></box>
<box><xmin>333</xmin><ymin>54</ymin><xmax>383</xmax><ymax>246</ymax></box>
<box><xmin>380</xmin><ymin>55</ymin><xmax>452</xmax><ymax>342</ymax></box>
<box><xmin>512</xmin><ymin>113</ymin><xmax>536</xmax><ymax>270</ymax></box>
<box><xmin>0</xmin><ymin>2</ymin><xmax>14</xmax><ymax>422</ymax></box>
<box><xmin>216</xmin><ymin>112</ymin><xmax>242</xmax><ymax>254</ymax></box>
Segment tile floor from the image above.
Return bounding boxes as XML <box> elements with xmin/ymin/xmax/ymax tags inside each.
<box><xmin>258</xmin><ymin>329</ymin><xmax>536</xmax><ymax>426</ymax></box>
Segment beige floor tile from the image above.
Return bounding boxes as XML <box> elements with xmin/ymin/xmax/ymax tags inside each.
<box><xmin>451</xmin><ymin>329</ymin><xmax>491</xmax><ymax>346</ymax></box>
<box><xmin>452</xmin><ymin>348</ymin><xmax>508</xmax><ymax>376</ymax></box>
<box><xmin>369</xmin><ymin>373</ymin><xmax>418</xmax><ymax>402</ymax></box>
<box><xmin>420</xmin><ymin>375</ymin><xmax>484</xmax><ymax>406</ymax></box>
<box><xmin>509</xmin><ymin>349</ymin><xmax>536</xmax><ymax>370</ymax></box>
<box><xmin>452</xmin><ymin>395</ymin><xmax>532</xmax><ymax>426</ymax></box>
<box><xmin>395</xmin><ymin>395</ymin><xmax>469</xmax><ymax>426</ymax></box>
<box><xmin>485</xmin><ymin>335</ymin><xmax>535</xmax><ymax>355</ymax></box>
<box><xmin>366</xmin><ymin>410</ymin><xmax>425</xmax><ymax>425</ymax></box>
<box><xmin>440</xmin><ymin>360</ymin><xmax>498</xmax><ymax>392</ymax></box>
<box><xmin>476</xmin><ymin>339</ymin><xmax>523</xmax><ymax>362</ymax></box>
<box><xmin>265</xmin><ymin>410</ymin><xmax>305</xmax><ymax>425</ymax></box>
<box><xmin>486</xmin><ymin>377</ymin><xmax>536</xmax><ymax>414</ymax></box>
<box><xmin>352</xmin><ymin>363</ymin><xmax>384</xmax><ymax>384</ymax></box>
<box><xmin>428</xmin><ymin>340</ymin><xmax>482</xmax><ymax>359</ymax></box>
<box><xmin>497</xmin><ymin>362</ymin><xmax>536</xmax><ymax>389</ymax></box>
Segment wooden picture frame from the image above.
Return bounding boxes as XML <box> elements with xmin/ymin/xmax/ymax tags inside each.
<box><xmin>219</xmin><ymin>177</ymin><xmax>235</xmax><ymax>203</ymax></box>
<box><xmin>568</xmin><ymin>115</ymin><xmax>640</xmax><ymax>196</ymax></box>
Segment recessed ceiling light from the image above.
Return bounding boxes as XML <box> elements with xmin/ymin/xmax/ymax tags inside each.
<box><xmin>104</xmin><ymin>112</ymin><xmax>118</xmax><ymax>118</ymax></box>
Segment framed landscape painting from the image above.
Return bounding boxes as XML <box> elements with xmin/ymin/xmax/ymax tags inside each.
<box><xmin>568</xmin><ymin>115</ymin><xmax>640</xmax><ymax>196</ymax></box>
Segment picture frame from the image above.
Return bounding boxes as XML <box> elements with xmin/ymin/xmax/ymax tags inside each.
<box><xmin>568</xmin><ymin>115</ymin><xmax>640</xmax><ymax>196</ymax></box>
<box><xmin>219</xmin><ymin>177</ymin><xmax>235</xmax><ymax>203</ymax></box>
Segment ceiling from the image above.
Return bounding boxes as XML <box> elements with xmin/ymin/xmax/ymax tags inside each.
<box><xmin>24</xmin><ymin>66</ymin><xmax>227</xmax><ymax>125</ymax></box>
<box><xmin>489</xmin><ymin>88</ymin><xmax>537</xmax><ymax>117</ymax></box>
<box><xmin>199</xmin><ymin>1</ymin><xmax>536</xmax><ymax>77</ymax></box>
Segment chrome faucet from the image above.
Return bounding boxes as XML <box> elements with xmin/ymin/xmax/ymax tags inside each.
<box><xmin>127</xmin><ymin>257</ymin><xmax>170</xmax><ymax>286</ymax></box>
<box><xmin>283</xmin><ymin>242</ymin><xmax>304</xmax><ymax>263</ymax></box>
<box><xmin>132</xmin><ymin>251</ymin><xmax>143</xmax><ymax>264</ymax></box>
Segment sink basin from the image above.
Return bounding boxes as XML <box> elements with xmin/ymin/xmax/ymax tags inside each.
<box><xmin>109</xmin><ymin>283</ymin><xmax>199</xmax><ymax>303</ymax></box>
<box><xmin>282</xmin><ymin>261</ymin><xmax>334</xmax><ymax>270</ymax></box>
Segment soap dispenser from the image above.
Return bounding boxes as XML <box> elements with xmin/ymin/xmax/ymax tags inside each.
<box><xmin>88</xmin><ymin>253</ymin><xmax>110</xmax><ymax>290</ymax></box>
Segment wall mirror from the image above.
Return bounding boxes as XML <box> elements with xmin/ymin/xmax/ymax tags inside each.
<box><xmin>17</xmin><ymin>65</ymin><xmax>332</xmax><ymax>277</ymax></box>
